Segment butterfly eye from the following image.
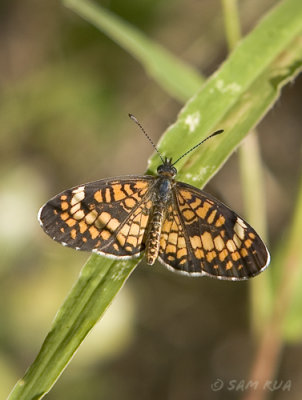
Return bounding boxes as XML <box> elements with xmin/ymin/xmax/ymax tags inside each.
<box><xmin>157</xmin><ymin>165</ymin><xmax>163</xmax><ymax>174</ymax></box>
<box><xmin>171</xmin><ymin>166</ymin><xmax>177</xmax><ymax>176</ymax></box>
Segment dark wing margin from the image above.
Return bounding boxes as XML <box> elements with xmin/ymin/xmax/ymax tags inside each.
<box><xmin>38</xmin><ymin>175</ymin><xmax>156</xmax><ymax>258</ymax></box>
<box><xmin>157</xmin><ymin>181</ymin><xmax>270</xmax><ymax>280</ymax></box>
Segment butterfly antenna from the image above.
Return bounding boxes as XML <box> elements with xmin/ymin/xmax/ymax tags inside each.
<box><xmin>172</xmin><ymin>129</ymin><xmax>224</xmax><ymax>166</ymax></box>
<box><xmin>129</xmin><ymin>113</ymin><xmax>165</xmax><ymax>164</ymax></box>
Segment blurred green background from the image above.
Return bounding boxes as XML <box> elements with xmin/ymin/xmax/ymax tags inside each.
<box><xmin>1</xmin><ymin>0</ymin><xmax>302</xmax><ymax>399</ymax></box>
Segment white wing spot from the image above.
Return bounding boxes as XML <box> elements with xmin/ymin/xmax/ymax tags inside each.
<box><xmin>72</xmin><ymin>185</ymin><xmax>85</xmax><ymax>194</ymax></box>
<box><xmin>71</xmin><ymin>191</ymin><xmax>85</xmax><ymax>205</ymax></box>
<box><xmin>236</xmin><ymin>217</ymin><xmax>247</xmax><ymax>229</ymax></box>
<box><xmin>234</xmin><ymin>220</ymin><xmax>245</xmax><ymax>240</ymax></box>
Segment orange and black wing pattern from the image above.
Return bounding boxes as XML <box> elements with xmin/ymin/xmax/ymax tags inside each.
<box><xmin>39</xmin><ymin>176</ymin><xmax>155</xmax><ymax>258</ymax></box>
<box><xmin>158</xmin><ymin>182</ymin><xmax>270</xmax><ymax>280</ymax></box>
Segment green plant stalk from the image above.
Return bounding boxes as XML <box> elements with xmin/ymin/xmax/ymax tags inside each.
<box><xmin>274</xmin><ymin>167</ymin><xmax>302</xmax><ymax>342</ymax></box>
<box><xmin>64</xmin><ymin>0</ymin><xmax>204</xmax><ymax>102</ymax></box>
<box><xmin>8</xmin><ymin>255</ymin><xmax>138</xmax><ymax>400</ymax></box>
<box><xmin>221</xmin><ymin>0</ymin><xmax>271</xmax><ymax>337</ymax></box>
<box><xmin>276</xmin><ymin>176</ymin><xmax>302</xmax><ymax>330</ymax></box>
<box><xmin>8</xmin><ymin>0</ymin><xmax>302</xmax><ymax>398</ymax></box>
<box><xmin>239</xmin><ymin>135</ymin><xmax>272</xmax><ymax>334</ymax></box>
<box><xmin>243</xmin><ymin>172</ymin><xmax>302</xmax><ymax>400</ymax></box>
<box><xmin>221</xmin><ymin>0</ymin><xmax>242</xmax><ymax>50</ymax></box>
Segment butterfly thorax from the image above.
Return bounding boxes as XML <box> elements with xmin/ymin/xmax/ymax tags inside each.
<box><xmin>145</xmin><ymin>159</ymin><xmax>176</xmax><ymax>265</ymax></box>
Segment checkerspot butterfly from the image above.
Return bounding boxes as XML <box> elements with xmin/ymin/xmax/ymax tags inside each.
<box><xmin>39</xmin><ymin>115</ymin><xmax>270</xmax><ymax>280</ymax></box>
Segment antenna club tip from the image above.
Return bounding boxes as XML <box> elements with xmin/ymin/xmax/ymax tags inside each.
<box><xmin>213</xmin><ymin>129</ymin><xmax>224</xmax><ymax>136</ymax></box>
<box><xmin>128</xmin><ymin>113</ymin><xmax>137</xmax><ymax>122</ymax></box>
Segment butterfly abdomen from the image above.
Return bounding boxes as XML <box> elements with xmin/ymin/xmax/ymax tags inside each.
<box><xmin>145</xmin><ymin>177</ymin><xmax>174</xmax><ymax>265</ymax></box>
<box><xmin>145</xmin><ymin>201</ymin><xmax>166</xmax><ymax>265</ymax></box>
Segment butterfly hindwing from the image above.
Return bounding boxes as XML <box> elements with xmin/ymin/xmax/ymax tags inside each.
<box><xmin>158</xmin><ymin>203</ymin><xmax>198</xmax><ymax>274</ymax></box>
<box><xmin>158</xmin><ymin>182</ymin><xmax>269</xmax><ymax>280</ymax></box>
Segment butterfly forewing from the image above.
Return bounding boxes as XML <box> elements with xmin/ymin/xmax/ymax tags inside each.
<box><xmin>158</xmin><ymin>182</ymin><xmax>269</xmax><ymax>280</ymax></box>
<box><xmin>39</xmin><ymin>176</ymin><xmax>155</xmax><ymax>258</ymax></box>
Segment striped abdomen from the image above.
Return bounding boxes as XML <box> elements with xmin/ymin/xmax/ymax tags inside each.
<box><xmin>146</xmin><ymin>201</ymin><xmax>166</xmax><ymax>265</ymax></box>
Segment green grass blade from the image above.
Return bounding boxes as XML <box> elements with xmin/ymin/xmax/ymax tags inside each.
<box><xmin>63</xmin><ymin>0</ymin><xmax>204</xmax><ymax>102</ymax></box>
<box><xmin>8</xmin><ymin>255</ymin><xmax>138</xmax><ymax>400</ymax></box>
<box><xmin>147</xmin><ymin>0</ymin><xmax>302</xmax><ymax>184</ymax></box>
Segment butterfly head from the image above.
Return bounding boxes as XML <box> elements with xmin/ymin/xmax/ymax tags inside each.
<box><xmin>157</xmin><ymin>157</ymin><xmax>177</xmax><ymax>178</ymax></box>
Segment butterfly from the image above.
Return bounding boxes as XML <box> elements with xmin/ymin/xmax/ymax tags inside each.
<box><xmin>38</xmin><ymin>114</ymin><xmax>270</xmax><ymax>280</ymax></box>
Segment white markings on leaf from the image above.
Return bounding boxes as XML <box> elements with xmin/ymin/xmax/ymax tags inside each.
<box><xmin>215</xmin><ymin>79</ymin><xmax>241</xmax><ymax>94</ymax></box>
<box><xmin>184</xmin><ymin>112</ymin><xmax>201</xmax><ymax>132</ymax></box>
